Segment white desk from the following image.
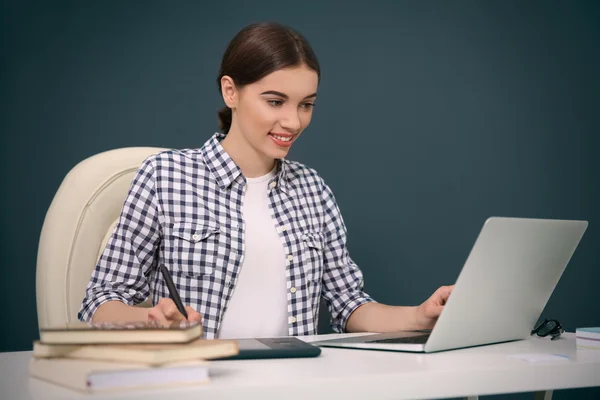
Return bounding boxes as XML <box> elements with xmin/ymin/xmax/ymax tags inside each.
<box><xmin>1</xmin><ymin>333</ymin><xmax>599</xmax><ymax>400</ymax></box>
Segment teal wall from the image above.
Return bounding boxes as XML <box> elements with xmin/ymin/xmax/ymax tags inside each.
<box><xmin>2</xmin><ymin>1</ymin><xmax>599</xmax><ymax>398</ymax></box>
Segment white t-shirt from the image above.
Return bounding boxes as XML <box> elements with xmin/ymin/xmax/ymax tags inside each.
<box><xmin>218</xmin><ymin>167</ymin><xmax>288</xmax><ymax>339</ymax></box>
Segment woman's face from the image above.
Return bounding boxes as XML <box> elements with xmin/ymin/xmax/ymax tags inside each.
<box><xmin>222</xmin><ymin>64</ymin><xmax>319</xmax><ymax>161</ymax></box>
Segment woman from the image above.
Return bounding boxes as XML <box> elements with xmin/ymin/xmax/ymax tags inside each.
<box><xmin>79</xmin><ymin>22</ymin><xmax>453</xmax><ymax>339</ymax></box>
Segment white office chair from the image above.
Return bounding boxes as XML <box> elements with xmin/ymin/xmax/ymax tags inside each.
<box><xmin>36</xmin><ymin>147</ymin><xmax>167</xmax><ymax>329</ymax></box>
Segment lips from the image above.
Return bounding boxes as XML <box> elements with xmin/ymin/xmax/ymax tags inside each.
<box><xmin>268</xmin><ymin>132</ymin><xmax>295</xmax><ymax>148</ymax></box>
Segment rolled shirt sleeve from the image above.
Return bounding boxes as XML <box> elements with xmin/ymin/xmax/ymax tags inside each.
<box><xmin>78</xmin><ymin>158</ymin><xmax>162</xmax><ymax>321</ymax></box>
<box><xmin>319</xmin><ymin>178</ymin><xmax>376</xmax><ymax>332</ymax></box>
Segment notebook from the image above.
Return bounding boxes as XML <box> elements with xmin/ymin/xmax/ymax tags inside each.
<box><xmin>39</xmin><ymin>320</ymin><xmax>202</xmax><ymax>344</ymax></box>
<box><xmin>576</xmin><ymin>327</ymin><xmax>600</xmax><ymax>350</ymax></box>
<box><xmin>33</xmin><ymin>338</ymin><xmax>239</xmax><ymax>365</ymax></box>
<box><xmin>28</xmin><ymin>357</ymin><xmax>209</xmax><ymax>393</ymax></box>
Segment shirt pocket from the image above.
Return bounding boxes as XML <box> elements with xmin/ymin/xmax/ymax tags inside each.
<box><xmin>300</xmin><ymin>232</ymin><xmax>325</xmax><ymax>282</ymax></box>
<box><xmin>166</xmin><ymin>219</ymin><xmax>228</xmax><ymax>277</ymax></box>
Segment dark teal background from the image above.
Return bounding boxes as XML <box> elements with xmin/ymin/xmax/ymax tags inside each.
<box><xmin>1</xmin><ymin>1</ymin><xmax>599</xmax><ymax>398</ymax></box>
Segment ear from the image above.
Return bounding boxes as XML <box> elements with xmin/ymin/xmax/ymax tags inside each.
<box><xmin>220</xmin><ymin>75</ymin><xmax>238</xmax><ymax>109</ymax></box>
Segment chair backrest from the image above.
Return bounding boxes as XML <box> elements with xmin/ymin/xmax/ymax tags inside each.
<box><xmin>36</xmin><ymin>147</ymin><xmax>167</xmax><ymax>329</ymax></box>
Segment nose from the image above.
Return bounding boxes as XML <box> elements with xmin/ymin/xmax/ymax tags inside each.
<box><xmin>280</xmin><ymin>107</ymin><xmax>301</xmax><ymax>133</ymax></box>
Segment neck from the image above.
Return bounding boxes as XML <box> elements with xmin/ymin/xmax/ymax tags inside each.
<box><xmin>221</xmin><ymin>123</ymin><xmax>276</xmax><ymax>178</ymax></box>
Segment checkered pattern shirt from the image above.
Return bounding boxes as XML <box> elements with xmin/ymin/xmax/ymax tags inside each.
<box><xmin>78</xmin><ymin>132</ymin><xmax>374</xmax><ymax>338</ymax></box>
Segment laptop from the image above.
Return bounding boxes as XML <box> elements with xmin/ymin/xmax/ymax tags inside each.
<box><xmin>313</xmin><ymin>217</ymin><xmax>588</xmax><ymax>353</ymax></box>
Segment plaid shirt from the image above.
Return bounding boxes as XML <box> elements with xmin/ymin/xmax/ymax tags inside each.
<box><xmin>79</xmin><ymin>132</ymin><xmax>374</xmax><ymax>338</ymax></box>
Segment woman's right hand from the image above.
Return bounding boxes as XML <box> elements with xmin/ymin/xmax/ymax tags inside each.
<box><xmin>147</xmin><ymin>298</ymin><xmax>203</xmax><ymax>324</ymax></box>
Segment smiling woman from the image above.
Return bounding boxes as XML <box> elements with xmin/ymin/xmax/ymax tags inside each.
<box><xmin>78</xmin><ymin>21</ymin><xmax>453</xmax><ymax>340</ymax></box>
<box><xmin>216</xmin><ymin>23</ymin><xmax>320</xmax><ymax>176</ymax></box>
<box><xmin>219</xmin><ymin>64</ymin><xmax>319</xmax><ymax>176</ymax></box>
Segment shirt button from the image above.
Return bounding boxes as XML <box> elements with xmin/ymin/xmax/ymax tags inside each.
<box><xmin>270</xmin><ymin>181</ymin><xmax>277</xmax><ymax>188</ymax></box>
<box><xmin>192</xmin><ymin>233</ymin><xmax>200</xmax><ymax>241</ymax></box>
<box><xmin>287</xmin><ymin>255</ymin><xmax>294</xmax><ymax>262</ymax></box>
<box><xmin>290</xmin><ymin>287</ymin><xmax>296</xmax><ymax>294</ymax></box>
<box><xmin>280</xmin><ymin>226</ymin><xmax>287</xmax><ymax>232</ymax></box>
<box><xmin>289</xmin><ymin>316</ymin><xmax>296</xmax><ymax>324</ymax></box>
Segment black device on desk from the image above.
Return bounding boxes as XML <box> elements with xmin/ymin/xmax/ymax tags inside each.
<box><xmin>216</xmin><ymin>337</ymin><xmax>322</xmax><ymax>360</ymax></box>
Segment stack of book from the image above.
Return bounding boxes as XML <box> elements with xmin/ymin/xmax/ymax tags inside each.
<box><xmin>575</xmin><ymin>327</ymin><xmax>600</xmax><ymax>350</ymax></box>
<box><xmin>29</xmin><ymin>320</ymin><xmax>239</xmax><ymax>393</ymax></box>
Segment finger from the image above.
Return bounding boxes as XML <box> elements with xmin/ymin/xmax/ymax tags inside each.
<box><xmin>429</xmin><ymin>287</ymin><xmax>446</xmax><ymax>304</ymax></box>
<box><xmin>441</xmin><ymin>286</ymin><xmax>453</xmax><ymax>302</ymax></box>
<box><xmin>158</xmin><ymin>298</ymin><xmax>184</xmax><ymax>321</ymax></box>
<box><xmin>436</xmin><ymin>285</ymin><xmax>453</xmax><ymax>303</ymax></box>
<box><xmin>184</xmin><ymin>306</ymin><xmax>202</xmax><ymax>322</ymax></box>
<box><xmin>187</xmin><ymin>312</ymin><xmax>203</xmax><ymax>323</ymax></box>
<box><xmin>162</xmin><ymin>302</ymin><xmax>185</xmax><ymax>321</ymax></box>
<box><xmin>157</xmin><ymin>297</ymin><xmax>181</xmax><ymax>319</ymax></box>
<box><xmin>148</xmin><ymin>307</ymin><xmax>169</xmax><ymax>323</ymax></box>
<box><xmin>438</xmin><ymin>285</ymin><xmax>452</xmax><ymax>294</ymax></box>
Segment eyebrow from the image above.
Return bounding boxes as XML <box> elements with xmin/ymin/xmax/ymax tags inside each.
<box><xmin>260</xmin><ymin>90</ymin><xmax>317</xmax><ymax>100</ymax></box>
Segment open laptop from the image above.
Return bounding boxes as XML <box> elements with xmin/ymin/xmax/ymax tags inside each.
<box><xmin>313</xmin><ymin>217</ymin><xmax>588</xmax><ymax>353</ymax></box>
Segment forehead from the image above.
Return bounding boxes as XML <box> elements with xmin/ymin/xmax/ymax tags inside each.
<box><xmin>248</xmin><ymin>65</ymin><xmax>318</xmax><ymax>98</ymax></box>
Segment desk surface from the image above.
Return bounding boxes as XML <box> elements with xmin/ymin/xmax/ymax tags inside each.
<box><xmin>1</xmin><ymin>332</ymin><xmax>599</xmax><ymax>400</ymax></box>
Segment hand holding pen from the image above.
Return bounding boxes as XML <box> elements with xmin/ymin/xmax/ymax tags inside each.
<box><xmin>147</xmin><ymin>265</ymin><xmax>203</xmax><ymax>324</ymax></box>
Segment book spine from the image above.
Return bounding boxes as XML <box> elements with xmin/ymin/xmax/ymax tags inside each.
<box><xmin>575</xmin><ymin>330</ymin><xmax>600</xmax><ymax>340</ymax></box>
<box><xmin>576</xmin><ymin>338</ymin><xmax>600</xmax><ymax>350</ymax></box>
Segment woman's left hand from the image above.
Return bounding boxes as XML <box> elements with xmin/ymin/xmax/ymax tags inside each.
<box><xmin>415</xmin><ymin>285</ymin><xmax>454</xmax><ymax>329</ymax></box>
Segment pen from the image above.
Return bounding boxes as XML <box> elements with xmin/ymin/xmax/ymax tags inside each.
<box><xmin>159</xmin><ymin>264</ymin><xmax>189</xmax><ymax>319</ymax></box>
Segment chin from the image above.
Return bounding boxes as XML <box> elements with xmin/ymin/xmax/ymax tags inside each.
<box><xmin>262</xmin><ymin>139</ymin><xmax>292</xmax><ymax>159</ymax></box>
<box><xmin>266</xmin><ymin>147</ymin><xmax>290</xmax><ymax>160</ymax></box>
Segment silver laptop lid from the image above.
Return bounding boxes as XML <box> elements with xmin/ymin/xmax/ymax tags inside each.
<box><xmin>424</xmin><ymin>217</ymin><xmax>587</xmax><ymax>352</ymax></box>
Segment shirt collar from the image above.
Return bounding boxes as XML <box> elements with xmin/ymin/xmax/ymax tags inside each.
<box><xmin>201</xmin><ymin>132</ymin><xmax>292</xmax><ymax>193</ymax></box>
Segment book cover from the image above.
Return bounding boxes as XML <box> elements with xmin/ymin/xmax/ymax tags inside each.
<box><xmin>39</xmin><ymin>320</ymin><xmax>203</xmax><ymax>344</ymax></box>
<box><xmin>33</xmin><ymin>338</ymin><xmax>239</xmax><ymax>365</ymax></box>
<box><xmin>576</xmin><ymin>327</ymin><xmax>600</xmax><ymax>350</ymax></box>
<box><xmin>576</xmin><ymin>327</ymin><xmax>600</xmax><ymax>338</ymax></box>
<box><xmin>28</xmin><ymin>357</ymin><xmax>210</xmax><ymax>392</ymax></box>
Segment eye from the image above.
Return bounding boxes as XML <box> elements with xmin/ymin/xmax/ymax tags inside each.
<box><xmin>267</xmin><ymin>99</ymin><xmax>283</xmax><ymax>107</ymax></box>
<box><xmin>300</xmin><ymin>103</ymin><xmax>315</xmax><ymax>110</ymax></box>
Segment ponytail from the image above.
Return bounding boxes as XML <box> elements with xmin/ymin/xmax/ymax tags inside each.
<box><xmin>217</xmin><ymin>106</ymin><xmax>232</xmax><ymax>134</ymax></box>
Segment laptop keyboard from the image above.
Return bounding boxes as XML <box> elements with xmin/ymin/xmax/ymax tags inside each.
<box><xmin>367</xmin><ymin>334</ymin><xmax>430</xmax><ymax>344</ymax></box>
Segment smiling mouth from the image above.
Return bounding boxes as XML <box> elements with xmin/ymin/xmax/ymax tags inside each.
<box><xmin>268</xmin><ymin>132</ymin><xmax>295</xmax><ymax>147</ymax></box>
<box><xmin>269</xmin><ymin>133</ymin><xmax>293</xmax><ymax>142</ymax></box>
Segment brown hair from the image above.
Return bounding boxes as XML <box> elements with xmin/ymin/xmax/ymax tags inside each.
<box><xmin>216</xmin><ymin>22</ymin><xmax>321</xmax><ymax>133</ymax></box>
